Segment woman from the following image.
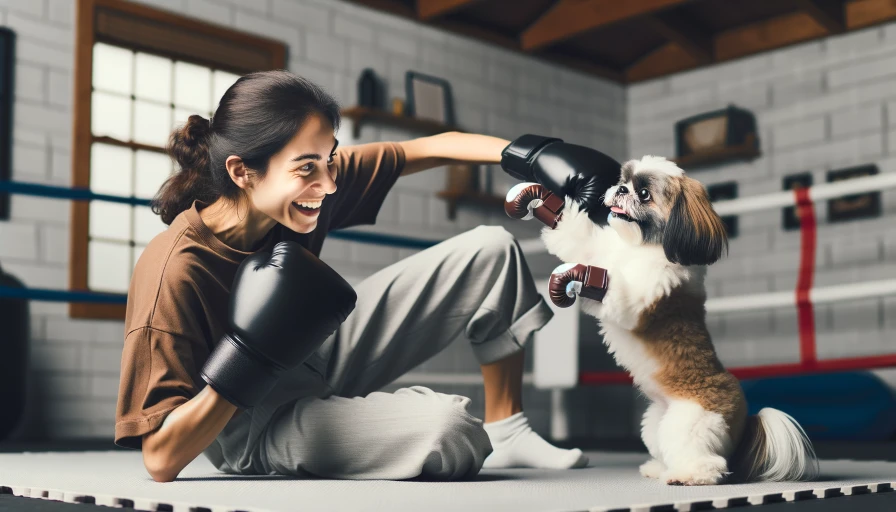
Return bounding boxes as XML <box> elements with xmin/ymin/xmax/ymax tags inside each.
<box><xmin>115</xmin><ymin>70</ymin><xmax>587</xmax><ymax>482</ymax></box>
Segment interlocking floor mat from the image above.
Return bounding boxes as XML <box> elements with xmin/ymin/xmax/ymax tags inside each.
<box><xmin>1</xmin><ymin>451</ymin><xmax>895</xmax><ymax>512</ymax></box>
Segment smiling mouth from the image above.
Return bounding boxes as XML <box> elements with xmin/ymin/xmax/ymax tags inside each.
<box><xmin>610</xmin><ymin>205</ymin><xmax>634</xmax><ymax>222</ymax></box>
<box><xmin>292</xmin><ymin>199</ymin><xmax>323</xmax><ymax>215</ymax></box>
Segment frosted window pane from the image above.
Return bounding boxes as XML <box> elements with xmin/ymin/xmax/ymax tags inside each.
<box><xmin>133</xmin><ymin>244</ymin><xmax>145</xmax><ymax>270</ymax></box>
<box><xmin>90</xmin><ymin>143</ymin><xmax>133</xmax><ymax>196</ymax></box>
<box><xmin>134</xmin><ymin>52</ymin><xmax>172</xmax><ymax>104</ymax></box>
<box><xmin>92</xmin><ymin>43</ymin><xmax>133</xmax><ymax>95</ymax></box>
<box><xmin>133</xmin><ymin>100</ymin><xmax>172</xmax><ymax>147</ymax></box>
<box><xmin>88</xmin><ymin>240</ymin><xmax>131</xmax><ymax>293</ymax></box>
<box><xmin>212</xmin><ymin>70</ymin><xmax>241</xmax><ymax>111</ymax></box>
<box><xmin>135</xmin><ymin>150</ymin><xmax>172</xmax><ymax>199</ymax></box>
<box><xmin>174</xmin><ymin>61</ymin><xmax>211</xmax><ymax>112</ymax></box>
<box><xmin>90</xmin><ymin>201</ymin><xmax>132</xmax><ymax>241</ymax></box>
<box><xmin>91</xmin><ymin>91</ymin><xmax>132</xmax><ymax>141</ymax></box>
<box><xmin>134</xmin><ymin>206</ymin><xmax>167</xmax><ymax>244</ymax></box>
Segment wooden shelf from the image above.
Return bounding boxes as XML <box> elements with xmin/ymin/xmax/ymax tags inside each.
<box><xmin>672</xmin><ymin>133</ymin><xmax>761</xmax><ymax>169</ymax></box>
<box><xmin>436</xmin><ymin>189</ymin><xmax>505</xmax><ymax>220</ymax></box>
<box><xmin>341</xmin><ymin>106</ymin><xmax>463</xmax><ymax>138</ymax></box>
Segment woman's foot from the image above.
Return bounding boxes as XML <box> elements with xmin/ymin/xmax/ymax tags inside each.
<box><xmin>481</xmin><ymin>412</ymin><xmax>588</xmax><ymax>469</ymax></box>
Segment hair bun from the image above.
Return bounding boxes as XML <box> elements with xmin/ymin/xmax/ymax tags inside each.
<box><xmin>181</xmin><ymin>114</ymin><xmax>211</xmax><ymax>147</ymax></box>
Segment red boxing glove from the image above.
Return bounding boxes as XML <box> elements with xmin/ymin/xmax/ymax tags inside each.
<box><xmin>504</xmin><ymin>182</ymin><xmax>564</xmax><ymax>229</ymax></box>
<box><xmin>549</xmin><ymin>263</ymin><xmax>609</xmax><ymax>308</ymax></box>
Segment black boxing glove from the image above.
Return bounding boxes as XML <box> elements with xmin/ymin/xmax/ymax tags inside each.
<box><xmin>200</xmin><ymin>241</ymin><xmax>357</xmax><ymax>409</ymax></box>
<box><xmin>548</xmin><ymin>262</ymin><xmax>609</xmax><ymax>308</ymax></box>
<box><xmin>500</xmin><ymin>134</ymin><xmax>622</xmax><ymax>225</ymax></box>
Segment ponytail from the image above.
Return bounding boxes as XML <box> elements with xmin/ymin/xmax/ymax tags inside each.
<box><xmin>152</xmin><ymin>115</ymin><xmax>215</xmax><ymax>225</ymax></box>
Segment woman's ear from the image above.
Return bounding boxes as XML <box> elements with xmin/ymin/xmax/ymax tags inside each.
<box><xmin>662</xmin><ymin>178</ymin><xmax>728</xmax><ymax>266</ymax></box>
<box><xmin>225</xmin><ymin>155</ymin><xmax>250</xmax><ymax>190</ymax></box>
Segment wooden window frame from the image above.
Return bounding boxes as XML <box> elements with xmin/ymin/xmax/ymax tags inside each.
<box><xmin>70</xmin><ymin>0</ymin><xmax>286</xmax><ymax>320</ymax></box>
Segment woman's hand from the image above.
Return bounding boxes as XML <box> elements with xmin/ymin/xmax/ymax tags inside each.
<box><xmin>398</xmin><ymin>131</ymin><xmax>510</xmax><ymax>176</ymax></box>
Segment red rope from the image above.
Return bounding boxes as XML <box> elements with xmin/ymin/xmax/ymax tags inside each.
<box><xmin>794</xmin><ymin>187</ymin><xmax>818</xmax><ymax>367</ymax></box>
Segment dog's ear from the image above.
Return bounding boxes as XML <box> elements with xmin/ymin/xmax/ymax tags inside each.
<box><xmin>663</xmin><ymin>177</ymin><xmax>728</xmax><ymax>266</ymax></box>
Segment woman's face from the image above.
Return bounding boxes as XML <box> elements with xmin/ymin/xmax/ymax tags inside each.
<box><xmin>249</xmin><ymin>113</ymin><xmax>339</xmax><ymax>234</ymax></box>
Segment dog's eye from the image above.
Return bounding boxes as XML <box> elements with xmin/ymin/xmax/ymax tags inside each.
<box><xmin>638</xmin><ymin>189</ymin><xmax>651</xmax><ymax>202</ymax></box>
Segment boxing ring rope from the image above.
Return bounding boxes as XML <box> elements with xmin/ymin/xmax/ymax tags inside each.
<box><xmin>0</xmin><ymin>180</ymin><xmax>445</xmax><ymax>304</ymax></box>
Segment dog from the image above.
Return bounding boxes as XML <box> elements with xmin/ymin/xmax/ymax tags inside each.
<box><xmin>539</xmin><ymin>155</ymin><xmax>819</xmax><ymax>486</ymax></box>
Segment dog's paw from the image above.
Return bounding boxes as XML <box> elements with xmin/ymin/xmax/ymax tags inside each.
<box><xmin>639</xmin><ymin>459</ymin><xmax>665</xmax><ymax>479</ymax></box>
<box><xmin>662</xmin><ymin>457</ymin><xmax>729</xmax><ymax>486</ymax></box>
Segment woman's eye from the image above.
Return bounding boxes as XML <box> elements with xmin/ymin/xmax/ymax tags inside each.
<box><xmin>327</xmin><ymin>153</ymin><xmax>335</xmax><ymax>164</ymax></box>
<box><xmin>639</xmin><ymin>189</ymin><xmax>651</xmax><ymax>202</ymax></box>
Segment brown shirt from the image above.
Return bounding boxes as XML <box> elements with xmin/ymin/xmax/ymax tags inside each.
<box><xmin>114</xmin><ymin>142</ymin><xmax>406</xmax><ymax>449</ymax></box>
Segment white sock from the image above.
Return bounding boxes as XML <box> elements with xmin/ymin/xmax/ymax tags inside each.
<box><xmin>481</xmin><ymin>412</ymin><xmax>589</xmax><ymax>469</ymax></box>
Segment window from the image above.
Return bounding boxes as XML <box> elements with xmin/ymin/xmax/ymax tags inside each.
<box><xmin>71</xmin><ymin>0</ymin><xmax>286</xmax><ymax>320</ymax></box>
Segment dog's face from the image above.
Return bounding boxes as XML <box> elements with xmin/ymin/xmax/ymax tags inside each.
<box><xmin>603</xmin><ymin>156</ymin><xmax>728</xmax><ymax>266</ymax></box>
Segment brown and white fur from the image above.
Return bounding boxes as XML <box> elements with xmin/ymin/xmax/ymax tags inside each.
<box><xmin>540</xmin><ymin>155</ymin><xmax>819</xmax><ymax>486</ymax></box>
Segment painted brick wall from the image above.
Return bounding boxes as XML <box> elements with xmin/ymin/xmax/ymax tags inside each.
<box><xmin>1</xmin><ymin>0</ymin><xmax>626</xmax><ymax>441</ymax></box>
<box><xmin>624</xmin><ymin>23</ymin><xmax>896</xmax><ymax>435</ymax></box>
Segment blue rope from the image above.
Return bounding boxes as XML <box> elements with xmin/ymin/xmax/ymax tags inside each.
<box><xmin>0</xmin><ymin>180</ymin><xmax>445</xmax><ymax>249</ymax></box>
<box><xmin>327</xmin><ymin>230</ymin><xmax>439</xmax><ymax>249</ymax></box>
<box><xmin>0</xmin><ymin>286</ymin><xmax>127</xmax><ymax>304</ymax></box>
<box><xmin>0</xmin><ymin>180</ymin><xmax>152</xmax><ymax>206</ymax></box>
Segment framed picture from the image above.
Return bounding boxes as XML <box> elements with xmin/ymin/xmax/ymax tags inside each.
<box><xmin>673</xmin><ymin>104</ymin><xmax>759</xmax><ymax>169</ymax></box>
<box><xmin>0</xmin><ymin>27</ymin><xmax>14</xmax><ymax>221</ymax></box>
<box><xmin>826</xmin><ymin>164</ymin><xmax>880</xmax><ymax>223</ymax></box>
<box><xmin>404</xmin><ymin>71</ymin><xmax>455</xmax><ymax>126</ymax></box>
<box><xmin>782</xmin><ymin>172</ymin><xmax>813</xmax><ymax>231</ymax></box>
<box><xmin>707</xmin><ymin>182</ymin><xmax>738</xmax><ymax>238</ymax></box>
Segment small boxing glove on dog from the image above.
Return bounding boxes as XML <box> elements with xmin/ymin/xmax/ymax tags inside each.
<box><xmin>549</xmin><ymin>263</ymin><xmax>609</xmax><ymax>308</ymax></box>
<box><xmin>504</xmin><ymin>182</ymin><xmax>564</xmax><ymax>229</ymax></box>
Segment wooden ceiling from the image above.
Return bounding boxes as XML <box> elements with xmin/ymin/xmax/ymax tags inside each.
<box><xmin>342</xmin><ymin>0</ymin><xmax>896</xmax><ymax>83</ymax></box>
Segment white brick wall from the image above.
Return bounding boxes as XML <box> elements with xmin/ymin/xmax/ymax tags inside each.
<box><xmin>1</xmin><ymin>0</ymin><xmax>626</xmax><ymax>441</ymax></box>
<box><xmin>8</xmin><ymin>0</ymin><xmax>895</xmax><ymax>444</ymax></box>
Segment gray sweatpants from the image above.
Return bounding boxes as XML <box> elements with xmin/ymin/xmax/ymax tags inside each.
<box><xmin>202</xmin><ymin>225</ymin><xmax>554</xmax><ymax>480</ymax></box>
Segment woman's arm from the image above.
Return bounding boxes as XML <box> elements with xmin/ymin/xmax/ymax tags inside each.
<box><xmin>142</xmin><ymin>386</ymin><xmax>238</xmax><ymax>482</ymax></box>
<box><xmin>398</xmin><ymin>131</ymin><xmax>510</xmax><ymax>176</ymax></box>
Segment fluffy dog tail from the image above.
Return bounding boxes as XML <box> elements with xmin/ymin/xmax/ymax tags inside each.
<box><xmin>729</xmin><ymin>408</ymin><xmax>820</xmax><ymax>483</ymax></box>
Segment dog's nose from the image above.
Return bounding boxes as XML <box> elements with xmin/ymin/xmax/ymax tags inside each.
<box><xmin>617</xmin><ymin>185</ymin><xmax>629</xmax><ymax>196</ymax></box>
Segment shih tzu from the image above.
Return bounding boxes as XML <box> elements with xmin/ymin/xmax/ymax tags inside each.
<box><xmin>508</xmin><ymin>155</ymin><xmax>819</xmax><ymax>486</ymax></box>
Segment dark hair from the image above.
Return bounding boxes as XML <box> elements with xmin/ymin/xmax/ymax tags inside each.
<box><xmin>152</xmin><ymin>70</ymin><xmax>341</xmax><ymax>225</ymax></box>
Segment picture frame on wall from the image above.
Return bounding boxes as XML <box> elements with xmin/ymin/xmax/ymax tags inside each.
<box><xmin>707</xmin><ymin>182</ymin><xmax>738</xmax><ymax>238</ymax></box>
<box><xmin>404</xmin><ymin>70</ymin><xmax>455</xmax><ymax>126</ymax></box>
<box><xmin>782</xmin><ymin>172</ymin><xmax>813</xmax><ymax>231</ymax></box>
<box><xmin>826</xmin><ymin>164</ymin><xmax>881</xmax><ymax>223</ymax></box>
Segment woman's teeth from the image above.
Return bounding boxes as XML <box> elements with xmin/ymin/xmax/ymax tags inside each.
<box><xmin>295</xmin><ymin>200</ymin><xmax>322</xmax><ymax>209</ymax></box>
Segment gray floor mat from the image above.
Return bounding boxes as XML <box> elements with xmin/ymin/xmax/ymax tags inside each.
<box><xmin>0</xmin><ymin>451</ymin><xmax>894</xmax><ymax>512</ymax></box>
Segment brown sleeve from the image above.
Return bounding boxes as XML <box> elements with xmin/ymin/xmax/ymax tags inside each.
<box><xmin>328</xmin><ymin>141</ymin><xmax>406</xmax><ymax>231</ymax></box>
<box><xmin>114</xmin><ymin>326</ymin><xmax>203</xmax><ymax>450</ymax></box>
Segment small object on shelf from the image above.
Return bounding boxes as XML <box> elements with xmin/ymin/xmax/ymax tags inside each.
<box><xmin>357</xmin><ymin>68</ymin><xmax>385</xmax><ymax>110</ymax></box>
<box><xmin>826</xmin><ymin>164</ymin><xmax>880</xmax><ymax>223</ymax></box>
<box><xmin>436</xmin><ymin>164</ymin><xmax>504</xmax><ymax>220</ymax></box>
<box><xmin>392</xmin><ymin>97</ymin><xmax>404</xmax><ymax>116</ymax></box>
<box><xmin>405</xmin><ymin>70</ymin><xmax>455</xmax><ymax>126</ymax></box>
<box><xmin>673</xmin><ymin>104</ymin><xmax>760</xmax><ymax>169</ymax></box>
<box><xmin>445</xmin><ymin>164</ymin><xmax>479</xmax><ymax>192</ymax></box>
